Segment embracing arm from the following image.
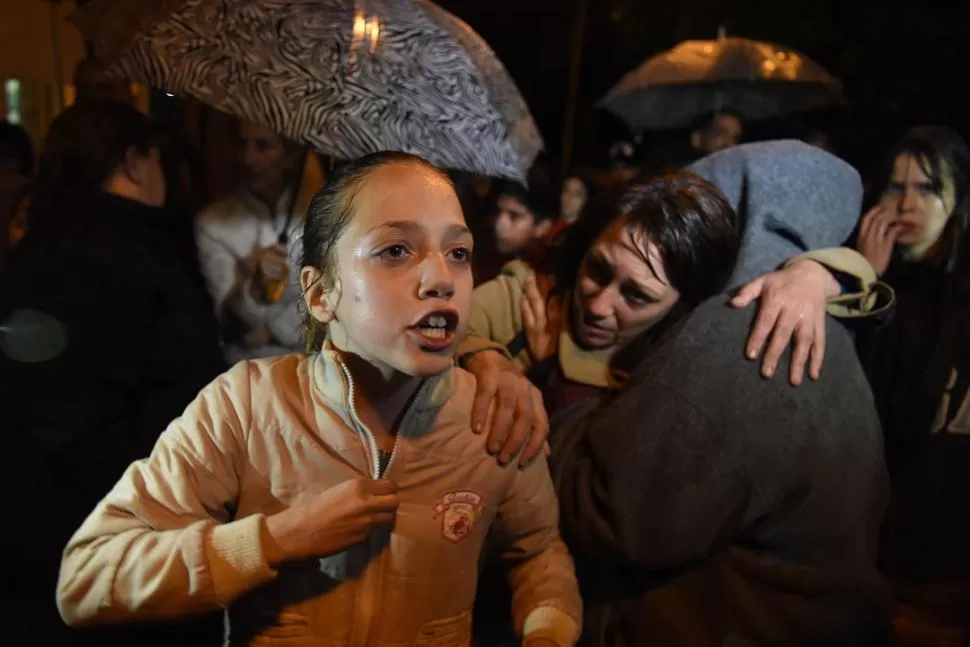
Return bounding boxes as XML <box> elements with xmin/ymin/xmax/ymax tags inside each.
<box><xmin>733</xmin><ymin>247</ymin><xmax>893</xmax><ymax>385</ymax></box>
<box><xmin>795</xmin><ymin>247</ymin><xmax>893</xmax><ymax>319</ymax></box>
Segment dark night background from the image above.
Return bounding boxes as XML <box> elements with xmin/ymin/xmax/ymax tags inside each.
<box><xmin>436</xmin><ymin>0</ymin><xmax>970</xmax><ymax>180</ymax></box>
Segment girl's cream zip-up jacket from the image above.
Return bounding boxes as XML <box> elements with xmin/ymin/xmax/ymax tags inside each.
<box><xmin>56</xmin><ymin>350</ymin><xmax>581</xmax><ymax>646</ymax></box>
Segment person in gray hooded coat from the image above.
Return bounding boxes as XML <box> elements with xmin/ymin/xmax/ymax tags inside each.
<box><xmin>550</xmin><ymin>141</ymin><xmax>892</xmax><ymax>647</ymax></box>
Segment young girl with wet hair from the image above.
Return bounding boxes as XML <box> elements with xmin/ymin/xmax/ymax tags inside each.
<box><xmin>56</xmin><ymin>151</ymin><xmax>581</xmax><ymax>647</ymax></box>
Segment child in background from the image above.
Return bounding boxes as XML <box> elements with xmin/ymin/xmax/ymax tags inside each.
<box><xmin>475</xmin><ymin>180</ymin><xmax>558</xmax><ymax>285</ymax></box>
<box><xmin>56</xmin><ymin>152</ymin><xmax>580</xmax><ymax>646</ymax></box>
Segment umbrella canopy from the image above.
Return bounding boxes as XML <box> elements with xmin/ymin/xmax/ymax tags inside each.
<box><xmin>601</xmin><ymin>36</ymin><xmax>846</xmax><ymax>132</ymax></box>
<box><xmin>73</xmin><ymin>0</ymin><xmax>542</xmax><ymax>181</ymax></box>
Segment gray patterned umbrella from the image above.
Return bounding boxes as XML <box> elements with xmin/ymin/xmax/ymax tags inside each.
<box><xmin>72</xmin><ymin>0</ymin><xmax>542</xmax><ymax>181</ymax></box>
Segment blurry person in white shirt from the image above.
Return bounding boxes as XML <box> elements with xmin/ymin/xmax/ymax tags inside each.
<box><xmin>196</xmin><ymin>121</ymin><xmax>308</xmax><ymax>363</ymax></box>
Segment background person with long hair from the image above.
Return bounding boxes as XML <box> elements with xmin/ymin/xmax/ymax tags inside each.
<box><xmin>855</xmin><ymin>126</ymin><xmax>970</xmax><ymax>645</ymax></box>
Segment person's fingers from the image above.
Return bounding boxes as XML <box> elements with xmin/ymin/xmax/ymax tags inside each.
<box><xmin>862</xmin><ymin>206</ymin><xmax>893</xmax><ymax>247</ymax></box>
<box><xmin>860</xmin><ymin>207</ymin><xmax>878</xmax><ymax>239</ymax></box>
<box><xmin>367</xmin><ymin>479</ymin><xmax>398</xmax><ymax>496</ymax></box>
<box><xmin>746</xmin><ymin>296</ymin><xmax>781</xmax><ymax>360</ymax></box>
<box><xmin>808</xmin><ymin>312</ymin><xmax>826</xmax><ymax>381</ymax></box>
<box><xmin>525</xmin><ymin>277</ymin><xmax>546</xmax><ymax>327</ymax></box>
<box><xmin>499</xmin><ymin>388</ymin><xmax>533</xmax><ymax>464</ymax></box>
<box><xmin>788</xmin><ymin>321</ymin><xmax>813</xmax><ymax>386</ymax></box>
<box><xmin>470</xmin><ymin>371</ymin><xmax>498</xmax><ymax>433</ymax></box>
<box><xmin>486</xmin><ymin>380</ymin><xmax>516</xmax><ymax>454</ymax></box>
<box><xmin>521</xmin><ymin>294</ymin><xmax>536</xmax><ymax>332</ymax></box>
<box><xmin>886</xmin><ymin>222</ymin><xmax>902</xmax><ymax>244</ymax></box>
<box><xmin>760</xmin><ymin>309</ymin><xmax>797</xmax><ymax>378</ymax></box>
<box><xmin>366</xmin><ymin>493</ymin><xmax>401</xmax><ymax>513</ymax></box>
<box><xmin>875</xmin><ymin>216</ymin><xmax>892</xmax><ymax>242</ymax></box>
<box><xmin>731</xmin><ymin>276</ymin><xmax>765</xmax><ymax>308</ymax></box>
<box><xmin>533</xmin><ymin>386</ymin><xmax>549</xmax><ymax>440</ymax></box>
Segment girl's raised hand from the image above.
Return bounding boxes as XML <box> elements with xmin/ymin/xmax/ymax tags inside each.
<box><xmin>265</xmin><ymin>478</ymin><xmax>398</xmax><ymax>564</ymax></box>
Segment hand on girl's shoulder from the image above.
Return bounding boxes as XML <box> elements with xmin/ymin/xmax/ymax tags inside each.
<box><xmin>451</xmin><ymin>366</ymin><xmax>549</xmax><ymax>467</ymax></box>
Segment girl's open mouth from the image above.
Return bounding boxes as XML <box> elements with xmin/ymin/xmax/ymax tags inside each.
<box><xmin>409</xmin><ymin>310</ymin><xmax>459</xmax><ymax>351</ymax></box>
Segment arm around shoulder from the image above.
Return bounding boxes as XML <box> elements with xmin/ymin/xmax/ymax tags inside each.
<box><xmin>792</xmin><ymin>247</ymin><xmax>895</xmax><ymax>319</ymax></box>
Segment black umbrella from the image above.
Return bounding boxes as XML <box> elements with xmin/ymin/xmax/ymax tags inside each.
<box><xmin>601</xmin><ymin>34</ymin><xmax>846</xmax><ymax>132</ymax></box>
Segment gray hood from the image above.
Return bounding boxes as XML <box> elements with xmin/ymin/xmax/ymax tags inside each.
<box><xmin>688</xmin><ymin>140</ymin><xmax>862</xmax><ymax>288</ymax></box>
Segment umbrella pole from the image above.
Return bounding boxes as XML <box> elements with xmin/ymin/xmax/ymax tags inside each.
<box><xmin>49</xmin><ymin>0</ymin><xmax>65</xmax><ymax>113</ymax></box>
<box><xmin>560</xmin><ymin>0</ymin><xmax>588</xmax><ymax>177</ymax></box>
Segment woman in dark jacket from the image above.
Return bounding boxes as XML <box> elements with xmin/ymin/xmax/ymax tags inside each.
<box><xmin>855</xmin><ymin>126</ymin><xmax>970</xmax><ymax>470</ymax></box>
<box><xmin>855</xmin><ymin>126</ymin><xmax>970</xmax><ymax>645</ymax></box>
<box><xmin>547</xmin><ymin>142</ymin><xmax>889</xmax><ymax>647</ymax></box>
<box><xmin>0</xmin><ymin>101</ymin><xmax>226</xmax><ymax>647</ymax></box>
<box><xmin>467</xmin><ymin>142</ymin><xmax>891</xmax><ymax>646</ymax></box>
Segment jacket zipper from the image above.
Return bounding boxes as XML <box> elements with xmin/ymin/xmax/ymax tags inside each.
<box><xmin>334</xmin><ymin>355</ymin><xmax>380</xmax><ymax>478</ymax></box>
<box><xmin>332</xmin><ymin>352</ymin><xmax>429</xmax><ymax>647</ymax></box>
<box><xmin>333</xmin><ymin>352</ymin><xmax>430</xmax><ymax>478</ymax></box>
<box><xmin>385</xmin><ymin>380</ymin><xmax>429</xmax><ymax>475</ymax></box>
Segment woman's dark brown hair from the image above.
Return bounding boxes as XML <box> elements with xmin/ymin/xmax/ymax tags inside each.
<box><xmin>554</xmin><ymin>169</ymin><xmax>741</xmax><ymax>312</ymax></box>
